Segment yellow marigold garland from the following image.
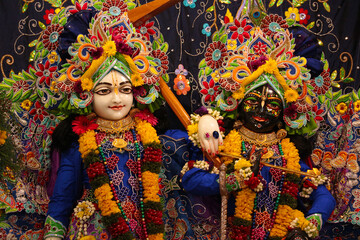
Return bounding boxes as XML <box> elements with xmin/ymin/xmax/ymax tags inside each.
<box><xmin>142</xmin><ymin>171</ymin><xmax>160</xmax><ymax>203</ymax></box>
<box><xmin>281</xmin><ymin>138</ymin><xmax>301</xmax><ymax>171</ymax></box>
<box><xmin>234</xmin><ymin>188</ymin><xmax>256</xmax><ymax>221</ymax></box>
<box><xmin>220</xmin><ymin>129</ymin><xmax>311</xmax><ymax>238</ymax></box>
<box><xmin>135</xmin><ymin>118</ymin><xmax>160</xmax><ymax>145</ymax></box>
<box><xmin>76</xmin><ymin>116</ymin><xmax>163</xmax><ymax>239</ymax></box>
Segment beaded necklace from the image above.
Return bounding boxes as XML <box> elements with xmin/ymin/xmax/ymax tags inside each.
<box><xmin>75</xmin><ymin>114</ymin><xmax>164</xmax><ymax>240</ymax></box>
<box><xmin>98</xmin><ymin>129</ymin><xmax>149</xmax><ymax>239</ymax></box>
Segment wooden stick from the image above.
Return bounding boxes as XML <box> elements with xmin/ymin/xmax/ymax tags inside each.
<box><xmin>128</xmin><ymin>0</ymin><xmax>182</xmax><ymax>27</ymax></box>
<box><xmin>218</xmin><ymin>152</ymin><xmax>317</xmax><ymax>178</ymax></box>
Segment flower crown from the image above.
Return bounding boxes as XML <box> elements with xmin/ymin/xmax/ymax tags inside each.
<box><xmin>198</xmin><ymin>11</ymin><xmax>332</xmax><ymax>136</ymax></box>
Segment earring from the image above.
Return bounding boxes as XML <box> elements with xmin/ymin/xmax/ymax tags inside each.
<box><xmin>277</xmin><ymin>121</ymin><xmax>283</xmax><ymax>129</ymax></box>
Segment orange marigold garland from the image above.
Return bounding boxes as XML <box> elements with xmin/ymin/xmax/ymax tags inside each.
<box><xmin>221</xmin><ymin>130</ymin><xmax>316</xmax><ymax>239</ymax></box>
<box><xmin>74</xmin><ymin>114</ymin><xmax>164</xmax><ymax>240</ymax></box>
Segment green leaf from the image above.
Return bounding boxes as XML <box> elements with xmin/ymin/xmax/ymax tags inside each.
<box><xmin>306</xmin><ymin>21</ymin><xmax>315</xmax><ymax>29</ymax></box>
<box><xmin>212</xmin><ymin>32</ymin><xmax>219</xmax><ymax>42</ymax></box>
<box><xmin>205</xmin><ymin>67</ymin><xmax>213</xmax><ymax>76</ymax></box>
<box><xmin>318</xmin><ymin>94</ymin><xmax>325</xmax><ymax>104</ymax></box>
<box><xmin>330</xmin><ymin>70</ymin><xmax>337</xmax><ymax>81</ymax></box>
<box><xmin>229</xmin><ymin>62</ymin><xmax>239</xmax><ymax>67</ymax></box>
<box><xmin>45</xmin><ymin>0</ymin><xmax>62</xmax><ymax>7</ymax></box>
<box><xmin>29</xmin><ymin>39</ymin><xmax>39</xmax><ymax>48</ymax></box>
<box><xmin>29</xmin><ymin>50</ymin><xmax>36</xmax><ymax>62</ymax></box>
<box><xmin>20</xmin><ymin>89</ymin><xmax>33</xmax><ymax>101</ymax></box>
<box><xmin>276</xmin><ymin>0</ymin><xmax>284</xmax><ymax>7</ymax></box>
<box><xmin>269</xmin><ymin>0</ymin><xmax>276</xmax><ymax>7</ymax></box>
<box><xmin>160</xmin><ymin>43</ymin><xmax>169</xmax><ymax>53</ymax></box>
<box><xmin>127</xmin><ymin>2</ymin><xmax>136</xmax><ymax>10</ymax></box>
<box><xmin>199</xmin><ymin>59</ymin><xmax>207</xmax><ymax>69</ymax></box>
<box><xmin>29</xmin><ymin>93</ymin><xmax>38</xmax><ymax>102</ymax></box>
<box><xmin>331</xmin><ymin>81</ymin><xmax>341</xmax><ymax>88</ymax></box>
<box><xmin>0</xmin><ymin>84</ymin><xmax>11</xmax><ymax>91</ymax></box>
<box><xmin>339</xmin><ymin>67</ymin><xmax>345</xmax><ymax>80</ymax></box>
<box><xmin>42</xmin><ymin>49</ymin><xmax>49</xmax><ymax>58</ymax></box>
<box><xmin>323</xmin><ymin>2</ymin><xmax>330</xmax><ymax>12</ymax></box>
<box><xmin>351</xmin><ymin>90</ymin><xmax>358</xmax><ymax>101</ymax></box>
<box><xmin>38</xmin><ymin>21</ymin><xmax>46</xmax><ymax>30</ymax></box>
<box><xmin>12</xmin><ymin>89</ymin><xmax>23</xmax><ymax>102</ymax></box>
<box><xmin>343</xmin><ymin>77</ymin><xmax>354</xmax><ymax>83</ymax></box>
<box><xmin>206</xmin><ymin>6</ymin><xmax>214</xmax><ymax>12</ymax></box>
<box><xmin>286</xmin><ymin>18</ymin><xmax>295</xmax><ymax>26</ymax></box>
<box><xmin>338</xmin><ymin>94</ymin><xmax>350</xmax><ymax>103</ymax></box>
<box><xmin>52</xmin><ymin>15</ymin><xmax>59</xmax><ymax>24</ymax></box>
<box><xmin>219</xmin><ymin>0</ymin><xmax>231</xmax><ymax>4</ymax></box>
<box><xmin>357</xmin><ymin>88</ymin><xmax>360</xmax><ymax>99</ymax></box>
<box><xmin>3</xmin><ymin>77</ymin><xmax>15</xmax><ymax>85</ymax></box>
<box><xmin>22</xmin><ymin>3</ymin><xmax>29</xmax><ymax>13</ymax></box>
<box><xmin>59</xmin><ymin>17</ymin><xmax>67</xmax><ymax>26</ymax></box>
<box><xmin>325</xmin><ymin>88</ymin><xmax>333</xmax><ymax>99</ymax></box>
<box><xmin>161</xmin><ymin>74</ymin><xmax>169</xmax><ymax>83</ymax></box>
<box><xmin>220</xmin><ymin>34</ymin><xmax>227</xmax><ymax>43</ymax></box>
<box><xmin>93</xmin><ymin>1</ymin><xmax>103</xmax><ymax>10</ymax></box>
<box><xmin>36</xmin><ymin>41</ymin><xmax>44</xmax><ymax>51</ymax></box>
<box><xmin>198</xmin><ymin>69</ymin><xmax>204</xmax><ymax>79</ymax></box>
<box><xmin>152</xmin><ymin>40</ymin><xmax>160</xmax><ymax>51</ymax></box>
<box><xmin>333</xmin><ymin>90</ymin><xmax>342</xmax><ymax>100</ymax></box>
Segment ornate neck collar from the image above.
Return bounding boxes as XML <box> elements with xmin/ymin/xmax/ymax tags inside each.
<box><xmin>238</xmin><ymin>126</ymin><xmax>287</xmax><ymax>146</ymax></box>
<box><xmin>96</xmin><ymin>114</ymin><xmax>135</xmax><ymax>134</ymax></box>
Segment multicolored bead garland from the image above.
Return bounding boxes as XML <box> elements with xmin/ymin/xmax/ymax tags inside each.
<box><xmin>75</xmin><ymin>115</ymin><xmax>164</xmax><ymax>240</ymax></box>
<box><xmin>98</xmin><ymin>129</ymin><xmax>149</xmax><ymax>239</ymax></box>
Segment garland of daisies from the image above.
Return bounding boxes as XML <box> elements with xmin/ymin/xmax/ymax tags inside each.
<box><xmin>219</xmin><ymin>130</ymin><xmax>318</xmax><ymax>240</ymax></box>
<box><xmin>72</xmin><ymin>114</ymin><xmax>164</xmax><ymax>240</ymax></box>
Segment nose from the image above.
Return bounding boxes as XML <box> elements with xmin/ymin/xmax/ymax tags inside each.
<box><xmin>259</xmin><ymin>100</ymin><xmax>266</xmax><ymax>113</ymax></box>
<box><xmin>112</xmin><ymin>90</ymin><xmax>122</xmax><ymax>103</ymax></box>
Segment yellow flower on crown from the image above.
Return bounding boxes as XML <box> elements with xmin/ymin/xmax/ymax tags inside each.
<box><xmin>262</xmin><ymin>59</ymin><xmax>278</xmax><ymax>74</ymax></box>
<box><xmin>81</xmin><ymin>77</ymin><xmax>94</xmax><ymax>92</ymax></box>
<box><xmin>284</xmin><ymin>89</ymin><xmax>299</xmax><ymax>103</ymax></box>
<box><xmin>103</xmin><ymin>41</ymin><xmax>117</xmax><ymax>57</ymax></box>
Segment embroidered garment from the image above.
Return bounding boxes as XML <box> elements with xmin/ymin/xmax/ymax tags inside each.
<box><xmin>175</xmin><ymin>129</ymin><xmax>335</xmax><ymax>240</ymax></box>
<box><xmin>45</xmin><ymin>116</ymin><xmax>162</xmax><ymax>239</ymax></box>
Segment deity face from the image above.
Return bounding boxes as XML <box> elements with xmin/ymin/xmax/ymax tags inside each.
<box><xmin>239</xmin><ymin>85</ymin><xmax>283</xmax><ymax>133</ymax></box>
<box><xmin>92</xmin><ymin>70</ymin><xmax>133</xmax><ymax>121</ymax></box>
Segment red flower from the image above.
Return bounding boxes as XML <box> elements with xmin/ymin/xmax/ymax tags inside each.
<box><xmin>11</xmin><ymin>80</ymin><xmax>30</xmax><ymax>92</ymax></box>
<box><xmin>16</xmin><ymin>202</ymin><xmax>24</xmax><ymax>211</ymax></box>
<box><xmin>42</xmin><ymin>24</ymin><xmax>64</xmax><ymax>50</ymax></box>
<box><xmin>145</xmin><ymin>209</ymin><xmax>163</xmax><ymax>225</ymax></box>
<box><xmin>143</xmin><ymin>147</ymin><xmax>162</xmax><ymax>163</ymax></box>
<box><xmin>253</xmin><ymin>42</ymin><xmax>268</xmax><ymax>55</ymax></box>
<box><xmin>69</xmin><ymin>2</ymin><xmax>88</xmax><ymax>14</ymax></box>
<box><xmin>108</xmin><ymin>217</ymin><xmax>129</xmax><ymax>237</ymax></box>
<box><xmin>312</xmin><ymin>105</ymin><xmax>325</xmax><ymax>122</ymax></box>
<box><xmin>72</xmin><ymin>115</ymin><xmax>98</xmax><ymax>135</ymax></box>
<box><xmin>245</xmin><ymin>175</ymin><xmax>261</xmax><ymax>189</ymax></box>
<box><xmin>43</xmin><ymin>9</ymin><xmax>55</xmax><ymax>25</ymax></box>
<box><xmin>87</xmin><ymin>162</ymin><xmax>106</xmax><ymax>180</ymax></box>
<box><xmin>102</xmin><ymin>0</ymin><xmax>128</xmax><ymax>19</ymax></box>
<box><xmin>205</xmin><ymin>41</ymin><xmax>228</xmax><ymax>69</ymax></box>
<box><xmin>136</xmin><ymin>21</ymin><xmax>156</xmax><ymax>40</ymax></box>
<box><xmin>229</xmin><ymin>19</ymin><xmax>252</xmax><ymax>43</ymax></box>
<box><xmin>200</xmin><ymin>79</ymin><xmax>220</xmax><ymax>103</ymax></box>
<box><xmin>29</xmin><ymin>101</ymin><xmax>49</xmax><ymax>121</ymax></box>
<box><xmin>310</xmin><ymin>69</ymin><xmax>331</xmax><ymax>95</ymax></box>
<box><xmin>284</xmin><ymin>103</ymin><xmax>298</xmax><ymax>119</ymax></box>
<box><xmin>260</xmin><ymin>14</ymin><xmax>288</xmax><ymax>38</ymax></box>
<box><xmin>303</xmin><ymin>179</ymin><xmax>317</xmax><ymax>189</ymax></box>
<box><xmin>299</xmin><ymin>8</ymin><xmax>310</xmax><ymax>25</ymax></box>
<box><xmin>134</xmin><ymin>109</ymin><xmax>158</xmax><ymax>126</ymax></box>
<box><xmin>35</xmin><ymin>60</ymin><xmax>57</xmax><ymax>86</ymax></box>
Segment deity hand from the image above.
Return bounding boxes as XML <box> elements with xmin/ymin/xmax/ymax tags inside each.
<box><xmin>44</xmin><ymin>237</ymin><xmax>62</xmax><ymax>240</ymax></box>
<box><xmin>285</xmin><ymin>228</ymin><xmax>310</xmax><ymax>240</ymax></box>
<box><xmin>198</xmin><ymin>115</ymin><xmax>223</xmax><ymax>156</ymax></box>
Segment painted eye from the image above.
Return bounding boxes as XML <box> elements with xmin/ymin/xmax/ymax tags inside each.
<box><xmin>95</xmin><ymin>88</ymin><xmax>111</xmax><ymax>95</ymax></box>
<box><xmin>267</xmin><ymin>102</ymin><xmax>280</xmax><ymax>110</ymax></box>
<box><xmin>120</xmin><ymin>87</ymin><xmax>133</xmax><ymax>94</ymax></box>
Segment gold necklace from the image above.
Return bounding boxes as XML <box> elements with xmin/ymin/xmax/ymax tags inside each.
<box><xmin>96</xmin><ymin>114</ymin><xmax>135</xmax><ymax>134</ymax></box>
<box><xmin>238</xmin><ymin>126</ymin><xmax>286</xmax><ymax>147</ymax></box>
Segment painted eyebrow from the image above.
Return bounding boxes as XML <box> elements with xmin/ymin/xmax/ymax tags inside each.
<box><xmin>95</xmin><ymin>81</ymin><xmax>132</xmax><ymax>88</ymax></box>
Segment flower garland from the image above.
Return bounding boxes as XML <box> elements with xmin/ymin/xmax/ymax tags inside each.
<box><xmin>221</xmin><ymin>129</ymin><xmax>318</xmax><ymax>239</ymax></box>
<box><xmin>73</xmin><ymin>113</ymin><xmax>163</xmax><ymax>240</ymax></box>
